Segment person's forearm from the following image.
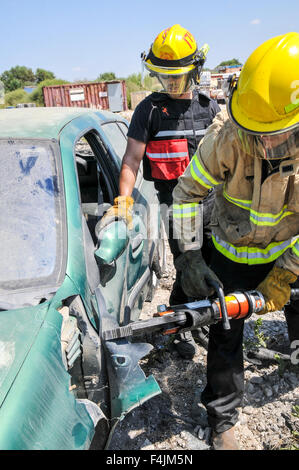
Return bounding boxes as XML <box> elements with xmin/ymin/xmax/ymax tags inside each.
<box><xmin>119</xmin><ymin>163</ymin><xmax>137</xmax><ymax>196</ymax></box>
<box><xmin>118</xmin><ymin>137</ymin><xmax>146</xmax><ymax>196</ymax></box>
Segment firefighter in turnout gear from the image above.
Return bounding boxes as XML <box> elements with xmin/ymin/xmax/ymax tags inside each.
<box><xmin>172</xmin><ymin>32</ymin><xmax>299</xmax><ymax>449</ymax></box>
<box><xmin>101</xmin><ymin>24</ymin><xmax>220</xmax><ymax>359</ymax></box>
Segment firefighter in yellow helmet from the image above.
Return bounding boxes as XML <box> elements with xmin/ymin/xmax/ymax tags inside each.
<box><xmin>100</xmin><ymin>25</ymin><xmax>220</xmax><ymax>359</ymax></box>
<box><xmin>173</xmin><ymin>32</ymin><xmax>299</xmax><ymax>449</ymax></box>
<box><xmin>141</xmin><ymin>24</ymin><xmax>209</xmax><ymax>96</ymax></box>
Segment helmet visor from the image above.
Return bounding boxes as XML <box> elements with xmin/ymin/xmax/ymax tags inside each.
<box><xmin>236</xmin><ymin>126</ymin><xmax>299</xmax><ymax>160</ymax></box>
<box><xmin>141</xmin><ymin>61</ymin><xmax>195</xmax><ymax>95</ymax></box>
<box><xmin>156</xmin><ymin>72</ymin><xmax>194</xmax><ymax>95</ymax></box>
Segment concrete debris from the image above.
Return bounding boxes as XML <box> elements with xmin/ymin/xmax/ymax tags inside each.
<box><xmin>180</xmin><ymin>430</ymin><xmax>210</xmax><ymax>450</ymax></box>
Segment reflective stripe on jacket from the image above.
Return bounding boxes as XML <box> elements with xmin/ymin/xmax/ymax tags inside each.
<box><xmin>172</xmin><ymin>109</ymin><xmax>299</xmax><ymax>275</ymax></box>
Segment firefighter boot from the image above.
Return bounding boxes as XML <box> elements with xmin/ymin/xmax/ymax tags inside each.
<box><xmin>211</xmin><ymin>426</ymin><xmax>239</xmax><ymax>450</ymax></box>
<box><xmin>174</xmin><ymin>331</ymin><xmax>197</xmax><ymax>360</ymax></box>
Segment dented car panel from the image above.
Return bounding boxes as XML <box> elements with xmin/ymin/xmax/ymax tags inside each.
<box><xmin>96</xmin><ymin>286</ymin><xmax>161</xmax><ymax>421</ymax></box>
<box><xmin>0</xmin><ymin>108</ymin><xmax>162</xmax><ymax>450</ymax></box>
<box><xmin>0</xmin><ymin>299</ymin><xmax>95</xmax><ymax>450</ymax></box>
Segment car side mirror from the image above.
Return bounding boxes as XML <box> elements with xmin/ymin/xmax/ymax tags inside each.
<box><xmin>94</xmin><ymin>220</ymin><xmax>129</xmax><ymax>285</ymax></box>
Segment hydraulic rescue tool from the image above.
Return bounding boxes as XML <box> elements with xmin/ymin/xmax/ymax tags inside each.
<box><xmin>102</xmin><ymin>283</ymin><xmax>299</xmax><ymax>342</ymax></box>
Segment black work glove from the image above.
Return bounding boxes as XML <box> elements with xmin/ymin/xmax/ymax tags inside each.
<box><xmin>175</xmin><ymin>249</ymin><xmax>223</xmax><ymax>298</ymax></box>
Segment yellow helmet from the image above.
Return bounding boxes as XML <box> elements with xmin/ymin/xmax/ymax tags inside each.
<box><xmin>228</xmin><ymin>32</ymin><xmax>299</xmax><ymax>159</ymax></box>
<box><xmin>229</xmin><ymin>32</ymin><xmax>299</xmax><ymax>133</ymax></box>
<box><xmin>142</xmin><ymin>24</ymin><xmax>209</xmax><ymax>95</ymax></box>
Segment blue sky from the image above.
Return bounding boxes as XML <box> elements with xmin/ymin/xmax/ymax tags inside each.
<box><xmin>1</xmin><ymin>0</ymin><xmax>298</xmax><ymax>81</ymax></box>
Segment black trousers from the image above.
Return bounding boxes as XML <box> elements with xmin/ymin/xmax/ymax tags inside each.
<box><xmin>201</xmin><ymin>245</ymin><xmax>299</xmax><ymax>433</ymax></box>
<box><xmin>155</xmin><ymin>181</ymin><xmax>186</xmax><ymax>305</ymax></box>
<box><xmin>154</xmin><ymin>181</ymin><xmax>214</xmax><ymax>305</ymax></box>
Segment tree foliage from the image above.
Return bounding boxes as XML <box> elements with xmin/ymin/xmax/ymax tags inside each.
<box><xmin>0</xmin><ymin>66</ymin><xmax>57</xmax><ymax>92</ymax></box>
<box><xmin>125</xmin><ymin>73</ymin><xmax>142</xmax><ymax>87</ymax></box>
<box><xmin>30</xmin><ymin>78</ymin><xmax>69</xmax><ymax>105</ymax></box>
<box><xmin>35</xmin><ymin>68</ymin><xmax>56</xmax><ymax>83</ymax></box>
<box><xmin>218</xmin><ymin>58</ymin><xmax>242</xmax><ymax>67</ymax></box>
<box><xmin>1</xmin><ymin>66</ymin><xmax>36</xmax><ymax>92</ymax></box>
<box><xmin>123</xmin><ymin>73</ymin><xmax>160</xmax><ymax>108</ymax></box>
<box><xmin>3</xmin><ymin>89</ymin><xmax>31</xmax><ymax>107</ymax></box>
<box><xmin>97</xmin><ymin>72</ymin><xmax>116</xmax><ymax>82</ymax></box>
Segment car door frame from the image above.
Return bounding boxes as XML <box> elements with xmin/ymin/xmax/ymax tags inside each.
<box><xmin>94</xmin><ymin>119</ymin><xmax>153</xmax><ymax>324</ymax></box>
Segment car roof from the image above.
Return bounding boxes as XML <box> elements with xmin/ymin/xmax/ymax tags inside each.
<box><xmin>0</xmin><ymin>107</ymin><xmax>122</xmax><ymax>140</ymax></box>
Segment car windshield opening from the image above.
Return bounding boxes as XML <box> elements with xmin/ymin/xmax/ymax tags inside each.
<box><xmin>0</xmin><ymin>139</ymin><xmax>66</xmax><ymax>298</ymax></box>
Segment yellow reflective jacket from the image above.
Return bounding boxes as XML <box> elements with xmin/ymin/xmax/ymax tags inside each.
<box><xmin>172</xmin><ymin>110</ymin><xmax>299</xmax><ymax>275</ymax></box>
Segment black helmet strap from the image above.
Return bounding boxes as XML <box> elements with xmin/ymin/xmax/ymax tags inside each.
<box><xmin>146</xmin><ymin>47</ymin><xmax>199</xmax><ymax>68</ymax></box>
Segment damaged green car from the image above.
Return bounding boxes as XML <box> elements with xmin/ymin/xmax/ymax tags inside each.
<box><xmin>0</xmin><ymin>108</ymin><xmax>165</xmax><ymax>450</ymax></box>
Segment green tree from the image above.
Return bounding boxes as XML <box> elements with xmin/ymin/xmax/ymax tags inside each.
<box><xmin>218</xmin><ymin>58</ymin><xmax>242</xmax><ymax>67</ymax></box>
<box><xmin>125</xmin><ymin>80</ymin><xmax>141</xmax><ymax>108</ymax></box>
<box><xmin>3</xmin><ymin>88</ymin><xmax>31</xmax><ymax>107</ymax></box>
<box><xmin>35</xmin><ymin>68</ymin><xmax>56</xmax><ymax>83</ymax></box>
<box><xmin>30</xmin><ymin>78</ymin><xmax>69</xmax><ymax>106</ymax></box>
<box><xmin>5</xmin><ymin>77</ymin><xmax>22</xmax><ymax>91</ymax></box>
<box><xmin>97</xmin><ymin>72</ymin><xmax>117</xmax><ymax>81</ymax></box>
<box><xmin>1</xmin><ymin>66</ymin><xmax>36</xmax><ymax>92</ymax></box>
<box><xmin>123</xmin><ymin>72</ymin><xmax>160</xmax><ymax>108</ymax></box>
<box><xmin>126</xmin><ymin>73</ymin><xmax>142</xmax><ymax>87</ymax></box>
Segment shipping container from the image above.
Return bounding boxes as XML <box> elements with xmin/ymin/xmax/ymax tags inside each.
<box><xmin>43</xmin><ymin>81</ymin><xmax>128</xmax><ymax>112</ymax></box>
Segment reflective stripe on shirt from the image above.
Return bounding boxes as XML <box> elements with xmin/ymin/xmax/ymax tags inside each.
<box><xmin>155</xmin><ymin>129</ymin><xmax>206</xmax><ymax>138</ymax></box>
<box><xmin>146</xmin><ymin>151</ymin><xmax>188</xmax><ymax>159</ymax></box>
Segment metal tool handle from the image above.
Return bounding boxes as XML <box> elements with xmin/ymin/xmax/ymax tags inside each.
<box><xmin>290</xmin><ymin>288</ymin><xmax>299</xmax><ymax>300</ymax></box>
<box><xmin>208</xmin><ymin>279</ymin><xmax>231</xmax><ymax>330</ymax></box>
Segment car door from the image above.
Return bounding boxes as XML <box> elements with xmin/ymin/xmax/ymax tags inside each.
<box><xmin>60</xmin><ymin>113</ymin><xmax>161</xmax><ymax>425</ymax></box>
<box><xmin>98</xmin><ymin>120</ymin><xmax>152</xmax><ymax>324</ymax></box>
<box><xmin>68</xmin><ymin>119</ymin><xmax>151</xmax><ymax>327</ymax></box>
<box><xmin>117</xmin><ymin>119</ymin><xmax>163</xmax><ymax>320</ymax></box>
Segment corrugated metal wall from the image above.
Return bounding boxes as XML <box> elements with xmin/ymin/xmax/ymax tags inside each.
<box><xmin>43</xmin><ymin>81</ymin><xmax>128</xmax><ymax>111</ymax></box>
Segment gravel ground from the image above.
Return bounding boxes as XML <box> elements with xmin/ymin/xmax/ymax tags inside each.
<box><xmin>108</xmin><ymin>245</ymin><xmax>299</xmax><ymax>451</ymax></box>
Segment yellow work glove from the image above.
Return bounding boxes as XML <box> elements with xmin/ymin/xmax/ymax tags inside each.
<box><xmin>99</xmin><ymin>196</ymin><xmax>134</xmax><ymax>230</ymax></box>
<box><xmin>256</xmin><ymin>266</ymin><xmax>297</xmax><ymax>314</ymax></box>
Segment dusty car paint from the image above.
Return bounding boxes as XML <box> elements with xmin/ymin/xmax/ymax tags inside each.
<box><xmin>0</xmin><ymin>278</ymin><xmax>95</xmax><ymax>450</ymax></box>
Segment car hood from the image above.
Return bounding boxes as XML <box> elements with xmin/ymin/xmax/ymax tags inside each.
<box><xmin>0</xmin><ymin>302</ymin><xmax>49</xmax><ymax>407</ymax></box>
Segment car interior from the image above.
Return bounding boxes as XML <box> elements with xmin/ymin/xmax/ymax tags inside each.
<box><xmin>75</xmin><ymin>133</ymin><xmax>117</xmax><ymax>244</ymax></box>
